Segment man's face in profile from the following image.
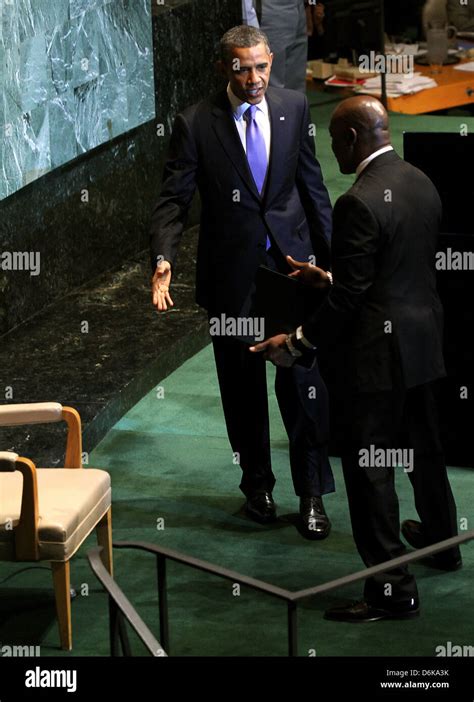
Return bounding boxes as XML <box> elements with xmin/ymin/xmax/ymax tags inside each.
<box><xmin>223</xmin><ymin>42</ymin><xmax>273</xmax><ymax>104</ymax></box>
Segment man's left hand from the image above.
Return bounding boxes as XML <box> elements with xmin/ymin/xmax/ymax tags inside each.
<box><xmin>250</xmin><ymin>334</ymin><xmax>295</xmax><ymax>367</ymax></box>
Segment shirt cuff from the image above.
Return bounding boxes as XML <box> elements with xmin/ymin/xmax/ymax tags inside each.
<box><xmin>296</xmin><ymin>325</ymin><xmax>317</xmax><ymax>350</ymax></box>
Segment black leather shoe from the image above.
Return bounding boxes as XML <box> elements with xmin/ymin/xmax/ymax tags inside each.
<box><xmin>245</xmin><ymin>491</ymin><xmax>276</xmax><ymax>524</ymax></box>
<box><xmin>402</xmin><ymin>519</ymin><xmax>462</xmax><ymax>571</ymax></box>
<box><xmin>299</xmin><ymin>497</ymin><xmax>331</xmax><ymax>540</ymax></box>
<box><xmin>324</xmin><ymin>598</ymin><xmax>420</xmax><ymax>623</ymax></box>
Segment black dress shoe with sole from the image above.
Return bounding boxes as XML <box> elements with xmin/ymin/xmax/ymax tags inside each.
<box><xmin>324</xmin><ymin>598</ymin><xmax>420</xmax><ymax>623</ymax></box>
<box><xmin>401</xmin><ymin>519</ymin><xmax>462</xmax><ymax>571</ymax></box>
<box><xmin>299</xmin><ymin>496</ymin><xmax>331</xmax><ymax>539</ymax></box>
<box><xmin>245</xmin><ymin>491</ymin><xmax>276</xmax><ymax>524</ymax></box>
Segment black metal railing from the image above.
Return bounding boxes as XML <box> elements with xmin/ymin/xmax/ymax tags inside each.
<box><xmin>108</xmin><ymin>530</ymin><xmax>474</xmax><ymax>657</ymax></box>
<box><xmin>87</xmin><ymin>547</ymin><xmax>166</xmax><ymax>657</ymax></box>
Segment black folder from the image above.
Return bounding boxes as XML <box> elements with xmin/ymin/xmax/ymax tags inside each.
<box><xmin>239</xmin><ymin>265</ymin><xmax>326</xmax><ymax>344</ymax></box>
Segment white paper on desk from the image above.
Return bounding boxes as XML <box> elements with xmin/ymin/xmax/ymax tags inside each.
<box><xmin>355</xmin><ymin>88</ymin><xmax>415</xmax><ymax>98</ymax></box>
<box><xmin>359</xmin><ymin>73</ymin><xmax>438</xmax><ymax>96</ymax></box>
<box><xmin>454</xmin><ymin>61</ymin><xmax>474</xmax><ymax>71</ymax></box>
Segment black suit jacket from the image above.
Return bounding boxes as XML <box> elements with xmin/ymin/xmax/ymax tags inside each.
<box><xmin>150</xmin><ymin>87</ymin><xmax>332</xmax><ymax>317</ymax></box>
<box><xmin>303</xmin><ymin>150</ymin><xmax>446</xmax><ymax>392</ymax></box>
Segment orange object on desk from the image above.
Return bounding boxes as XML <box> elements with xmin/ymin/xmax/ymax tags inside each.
<box><xmin>385</xmin><ymin>60</ymin><xmax>474</xmax><ymax>114</ymax></box>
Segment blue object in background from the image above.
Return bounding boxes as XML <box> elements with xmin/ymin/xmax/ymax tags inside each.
<box><xmin>0</xmin><ymin>0</ymin><xmax>155</xmax><ymax>200</ymax></box>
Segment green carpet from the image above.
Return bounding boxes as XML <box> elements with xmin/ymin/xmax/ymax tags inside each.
<box><xmin>1</xmin><ymin>99</ymin><xmax>472</xmax><ymax>658</ymax></box>
<box><xmin>1</xmin><ymin>344</ymin><xmax>471</xmax><ymax>657</ymax></box>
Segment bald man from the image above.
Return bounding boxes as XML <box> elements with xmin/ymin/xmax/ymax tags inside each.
<box><xmin>252</xmin><ymin>96</ymin><xmax>461</xmax><ymax>622</ymax></box>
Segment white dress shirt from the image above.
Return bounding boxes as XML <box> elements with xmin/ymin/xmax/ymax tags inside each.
<box><xmin>227</xmin><ymin>84</ymin><xmax>271</xmax><ymax>162</ymax></box>
<box><xmin>355</xmin><ymin>145</ymin><xmax>394</xmax><ymax>178</ymax></box>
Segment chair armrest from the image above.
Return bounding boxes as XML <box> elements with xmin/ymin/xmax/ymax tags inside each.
<box><xmin>0</xmin><ymin>451</ymin><xmax>19</xmax><ymax>470</ymax></box>
<box><xmin>62</xmin><ymin>407</ymin><xmax>83</xmax><ymax>469</ymax></box>
<box><xmin>0</xmin><ymin>402</ymin><xmax>62</xmax><ymax>425</ymax></box>
<box><xmin>13</xmin><ymin>457</ymin><xmax>40</xmax><ymax>561</ymax></box>
<box><xmin>0</xmin><ymin>403</ymin><xmax>83</xmax><ymax>469</ymax></box>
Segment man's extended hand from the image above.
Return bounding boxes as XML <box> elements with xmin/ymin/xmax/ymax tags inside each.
<box><xmin>287</xmin><ymin>255</ymin><xmax>331</xmax><ymax>289</ymax></box>
<box><xmin>250</xmin><ymin>333</ymin><xmax>295</xmax><ymax>367</ymax></box>
<box><xmin>152</xmin><ymin>260</ymin><xmax>174</xmax><ymax>311</ymax></box>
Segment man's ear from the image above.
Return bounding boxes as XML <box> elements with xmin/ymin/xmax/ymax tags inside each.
<box><xmin>347</xmin><ymin>127</ymin><xmax>357</xmax><ymax>147</ymax></box>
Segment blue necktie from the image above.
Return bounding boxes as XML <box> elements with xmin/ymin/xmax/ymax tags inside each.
<box><xmin>244</xmin><ymin>105</ymin><xmax>271</xmax><ymax>250</ymax></box>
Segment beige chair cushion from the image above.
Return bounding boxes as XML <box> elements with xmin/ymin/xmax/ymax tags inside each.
<box><xmin>0</xmin><ymin>469</ymin><xmax>111</xmax><ymax>561</ymax></box>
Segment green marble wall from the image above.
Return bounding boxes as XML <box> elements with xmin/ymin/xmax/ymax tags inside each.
<box><xmin>0</xmin><ymin>0</ymin><xmax>241</xmax><ymax>335</ymax></box>
<box><xmin>0</xmin><ymin>0</ymin><xmax>155</xmax><ymax>200</ymax></box>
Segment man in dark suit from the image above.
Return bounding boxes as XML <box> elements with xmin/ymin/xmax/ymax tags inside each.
<box><xmin>252</xmin><ymin>95</ymin><xmax>461</xmax><ymax>620</ymax></box>
<box><xmin>150</xmin><ymin>25</ymin><xmax>334</xmax><ymax>537</ymax></box>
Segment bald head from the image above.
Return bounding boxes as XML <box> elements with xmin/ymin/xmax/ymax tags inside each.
<box><xmin>329</xmin><ymin>96</ymin><xmax>391</xmax><ymax>174</ymax></box>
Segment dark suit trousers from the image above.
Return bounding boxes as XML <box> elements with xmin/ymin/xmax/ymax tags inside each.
<box><xmin>337</xmin><ymin>381</ymin><xmax>459</xmax><ymax>605</ymax></box>
<box><xmin>211</xmin><ymin>335</ymin><xmax>334</xmax><ymax>498</ymax></box>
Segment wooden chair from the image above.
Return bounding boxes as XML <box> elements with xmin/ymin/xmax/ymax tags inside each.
<box><xmin>0</xmin><ymin>402</ymin><xmax>112</xmax><ymax>650</ymax></box>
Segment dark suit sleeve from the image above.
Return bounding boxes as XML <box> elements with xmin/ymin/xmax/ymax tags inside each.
<box><xmin>302</xmin><ymin>192</ymin><xmax>380</xmax><ymax>346</ymax></box>
<box><xmin>295</xmin><ymin>96</ymin><xmax>332</xmax><ymax>268</ymax></box>
<box><xmin>149</xmin><ymin>112</ymin><xmax>198</xmax><ymax>273</ymax></box>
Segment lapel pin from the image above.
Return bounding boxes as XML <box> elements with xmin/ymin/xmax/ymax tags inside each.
<box><xmin>280</xmin><ymin>117</ymin><xmax>285</xmax><ymax>121</ymax></box>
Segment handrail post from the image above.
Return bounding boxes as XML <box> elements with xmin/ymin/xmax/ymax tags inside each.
<box><xmin>118</xmin><ymin>614</ymin><xmax>131</xmax><ymax>656</ymax></box>
<box><xmin>287</xmin><ymin>601</ymin><xmax>298</xmax><ymax>657</ymax></box>
<box><xmin>109</xmin><ymin>596</ymin><xmax>120</xmax><ymax>656</ymax></box>
<box><xmin>157</xmin><ymin>554</ymin><xmax>170</xmax><ymax>653</ymax></box>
